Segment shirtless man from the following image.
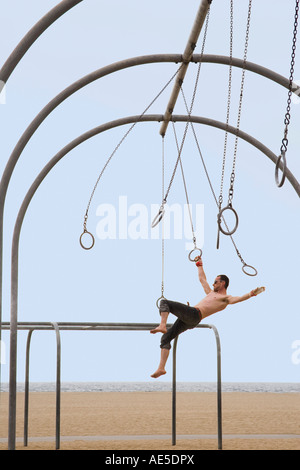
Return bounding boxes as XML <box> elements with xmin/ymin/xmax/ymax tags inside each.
<box><xmin>150</xmin><ymin>257</ymin><xmax>263</xmax><ymax>378</ymax></box>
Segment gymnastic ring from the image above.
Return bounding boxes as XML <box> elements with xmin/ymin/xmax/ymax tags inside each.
<box><xmin>188</xmin><ymin>247</ymin><xmax>203</xmax><ymax>262</ymax></box>
<box><xmin>275</xmin><ymin>150</ymin><xmax>286</xmax><ymax>188</ymax></box>
<box><xmin>242</xmin><ymin>264</ymin><xmax>258</xmax><ymax>277</ymax></box>
<box><xmin>156</xmin><ymin>295</ymin><xmax>166</xmax><ymax>309</ymax></box>
<box><xmin>217</xmin><ymin>205</ymin><xmax>239</xmax><ymax>236</ymax></box>
<box><xmin>79</xmin><ymin>230</ymin><xmax>95</xmax><ymax>250</ymax></box>
<box><xmin>151</xmin><ymin>204</ymin><xmax>165</xmax><ymax>228</ymax></box>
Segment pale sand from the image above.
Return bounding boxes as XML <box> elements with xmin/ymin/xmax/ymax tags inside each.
<box><xmin>1</xmin><ymin>392</ymin><xmax>300</xmax><ymax>450</ymax></box>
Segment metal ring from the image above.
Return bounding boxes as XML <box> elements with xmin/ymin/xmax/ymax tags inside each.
<box><xmin>188</xmin><ymin>247</ymin><xmax>203</xmax><ymax>262</ymax></box>
<box><xmin>275</xmin><ymin>150</ymin><xmax>286</xmax><ymax>188</ymax></box>
<box><xmin>242</xmin><ymin>264</ymin><xmax>258</xmax><ymax>277</ymax></box>
<box><xmin>151</xmin><ymin>205</ymin><xmax>165</xmax><ymax>228</ymax></box>
<box><xmin>217</xmin><ymin>205</ymin><xmax>239</xmax><ymax>236</ymax></box>
<box><xmin>156</xmin><ymin>295</ymin><xmax>166</xmax><ymax>309</ymax></box>
<box><xmin>79</xmin><ymin>230</ymin><xmax>95</xmax><ymax>250</ymax></box>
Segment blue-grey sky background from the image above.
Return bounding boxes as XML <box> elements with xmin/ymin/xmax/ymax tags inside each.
<box><xmin>0</xmin><ymin>0</ymin><xmax>299</xmax><ymax>384</ymax></box>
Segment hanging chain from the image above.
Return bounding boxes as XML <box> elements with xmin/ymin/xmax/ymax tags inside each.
<box><xmin>227</xmin><ymin>0</ymin><xmax>252</xmax><ymax>207</ymax></box>
<box><xmin>156</xmin><ymin>136</ymin><xmax>168</xmax><ymax>308</ymax></box>
<box><xmin>161</xmin><ymin>136</ymin><xmax>165</xmax><ymax>299</ymax></box>
<box><xmin>216</xmin><ymin>0</ymin><xmax>252</xmax><ymax>242</ymax></box>
<box><xmin>280</xmin><ymin>1</ymin><xmax>299</xmax><ymax>155</ymax></box>
<box><xmin>219</xmin><ymin>0</ymin><xmax>233</xmax><ymax>210</ymax></box>
<box><xmin>275</xmin><ymin>0</ymin><xmax>299</xmax><ymax>187</ymax></box>
<box><xmin>179</xmin><ymin>99</ymin><xmax>257</xmax><ymax>276</ymax></box>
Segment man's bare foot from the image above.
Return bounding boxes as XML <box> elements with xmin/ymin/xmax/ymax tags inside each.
<box><xmin>151</xmin><ymin>369</ymin><xmax>166</xmax><ymax>379</ymax></box>
<box><xmin>150</xmin><ymin>325</ymin><xmax>167</xmax><ymax>334</ymax></box>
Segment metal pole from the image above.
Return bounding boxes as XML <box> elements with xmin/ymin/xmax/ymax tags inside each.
<box><xmin>159</xmin><ymin>0</ymin><xmax>211</xmax><ymax>137</ymax></box>
<box><xmin>171</xmin><ymin>325</ymin><xmax>221</xmax><ymax>449</ymax></box>
<box><xmin>51</xmin><ymin>322</ymin><xmax>61</xmax><ymax>450</ymax></box>
<box><xmin>8</xmin><ymin>235</ymin><xmax>19</xmax><ymax>450</ymax></box>
<box><xmin>209</xmin><ymin>324</ymin><xmax>222</xmax><ymax>450</ymax></box>
<box><xmin>0</xmin><ymin>0</ymin><xmax>83</xmax><ymax>84</ymax></box>
<box><xmin>23</xmin><ymin>325</ymin><xmax>61</xmax><ymax>450</ymax></box>
<box><xmin>0</xmin><ymin>0</ymin><xmax>83</xmax><ymax>441</ymax></box>
<box><xmin>172</xmin><ymin>336</ymin><xmax>179</xmax><ymax>446</ymax></box>
<box><xmin>24</xmin><ymin>329</ymin><xmax>34</xmax><ymax>447</ymax></box>
<box><xmin>5</xmin><ymin>321</ymin><xmax>220</xmax><ymax>449</ymax></box>
<box><xmin>11</xmin><ymin>114</ymin><xmax>299</xmax><ymax>200</ymax></box>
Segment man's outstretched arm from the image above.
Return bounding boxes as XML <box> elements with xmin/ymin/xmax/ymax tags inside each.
<box><xmin>228</xmin><ymin>288</ymin><xmax>265</xmax><ymax>304</ymax></box>
<box><xmin>195</xmin><ymin>257</ymin><xmax>212</xmax><ymax>295</ymax></box>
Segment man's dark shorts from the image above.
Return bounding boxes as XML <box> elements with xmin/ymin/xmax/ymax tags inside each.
<box><xmin>159</xmin><ymin>299</ymin><xmax>202</xmax><ymax>350</ymax></box>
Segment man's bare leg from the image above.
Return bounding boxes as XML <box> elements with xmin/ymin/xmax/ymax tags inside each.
<box><xmin>151</xmin><ymin>348</ymin><xmax>170</xmax><ymax>378</ymax></box>
<box><xmin>150</xmin><ymin>311</ymin><xmax>168</xmax><ymax>334</ymax></box>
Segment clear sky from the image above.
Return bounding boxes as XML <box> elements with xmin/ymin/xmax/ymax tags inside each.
<box><xmin>0</xmin><ymin>0</ymin><xmax>299</xmax><ymax>385</ymax></box>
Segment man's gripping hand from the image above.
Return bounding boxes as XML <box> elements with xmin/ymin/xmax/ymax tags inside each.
<box><xmin>194</xmin><ymin>256</ymin><xmax>203</xmax><ymax>267</ymax></box>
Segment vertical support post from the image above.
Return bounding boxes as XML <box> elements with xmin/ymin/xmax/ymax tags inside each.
<box><xmin>209</xmin><ymin>325</ymin><xmax>222</xmax><ymax>450</ymax></box>
<box><xmin>0</xmin><ymin>0</ymin><xmax>84</xmax><ymax>441</ymax></box>
<box><xmin>24</xmin><ymin>329</ymin><xmax>34</xmax><ymax>447</ymax></box>
<box><xmin>23</xmin><ymin>324</ymin><xmax>61</xmax><ymax>450</ymax></box>
<box><xmin>172</xmin><ymin>336</ymin><xmax>179</xmax><ymax>445</ymax></box>
<box><xmin>8</xmin><ymin>242</ymin><xmax>19</xmax><ymax>450</ymax></box>
<box><xmin>171</xmin><ymin>325</ymin><xmax>222</xmax><ymax>449</ymax></box>
<box><xmin>51</xmin><ymin>322</ymin><xmax>61</xmax><ymax>450</ymax></box>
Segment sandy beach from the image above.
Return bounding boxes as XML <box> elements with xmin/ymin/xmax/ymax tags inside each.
<box><xmin>1</xmin><ymin>391</ymin><xmax>300</xmax><ymax>450</ymax></box>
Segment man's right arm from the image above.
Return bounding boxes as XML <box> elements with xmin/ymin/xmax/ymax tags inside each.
<box><xmin>195</xmin><ymin>257</ymin><xmax>212</xmax><ymax>294</ymax></box>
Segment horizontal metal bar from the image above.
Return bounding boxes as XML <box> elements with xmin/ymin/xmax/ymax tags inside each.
<box><xmin>0</xmin><ymin>322</ymin><xmax>213</xmax><ymax>331</ymax></box>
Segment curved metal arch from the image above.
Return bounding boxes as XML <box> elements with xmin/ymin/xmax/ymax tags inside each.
<box><xmin>14</xmin><ymin>114</ymin><xmax>300</xmax><ymax>223</ymax></box>
<box><xmin>2</xmin><ymin>54</ymin><xmax>299</xmax><ymax>271</ymax></box>
<box><xmin>1</xmin><ymin>2</ymin><xmax>299</xmax><ymax>448</ymax></box>
<box><xmin>2</xmin><ymin>53</ymin><xmax>300</xmax><ymax>244</ymax></box>
<box><xmin>2</xmin><ymin>53</ymin><xmax>299</xmax><ymax>208</ymax></box>
<box><xmin>2</xmin><ymin>51</ymin><xmax>300</xmax><ymax>358</ymax></box>
<box><xmin>13</xmin><ymin>114</ymin><xmax>300</xmax><ymax>241</ymax></box>
<box><xmin>0</xmin><ymin>0</ymin><xmax>83</xmax><ymax>83</ymax></box>
<box><xmin>196</xmin><ymin>54</ymin><xmax>300</xmax><ymax>94</ymax></box>
<box><xmin>7</xmin><ymin>111</ymin><xmax>300</xmax><ymax>449</ymax></box>
<box><xmin>8</xmin><ymin>112</ymin><xmax>299</xmax><ymax>448</ymax></box>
